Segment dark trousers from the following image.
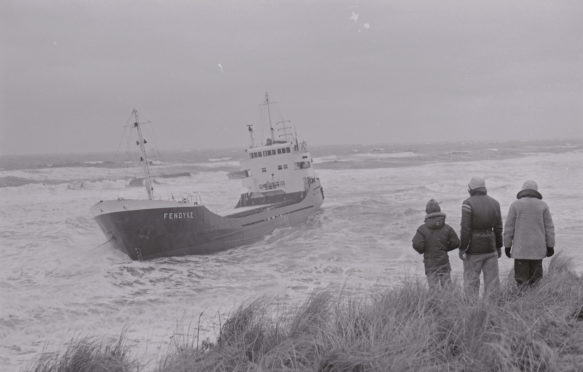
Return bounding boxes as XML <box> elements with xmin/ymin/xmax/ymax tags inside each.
<box><xmin>514</xmin><ymin>259</ymin><xmax>543</xmax><ymax>286</ymax></box>
<box><xmin>427</xmin><ymin>270</ymin><xmax>452</xmax><ymax>289</ymax></box>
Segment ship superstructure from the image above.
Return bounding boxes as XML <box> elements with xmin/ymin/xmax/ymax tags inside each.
<box><xmin>236</xmin><ymin>93</ymin><xmax>321</xmax><ymax>207</ymax></box>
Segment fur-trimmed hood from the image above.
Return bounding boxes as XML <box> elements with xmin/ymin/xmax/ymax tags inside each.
<box><xmin>517</xmin><ymin>189</ymin><xmax>542</xmax><ymax>200</ymax></box>
<box><xmin>425</xmin><ymin>212</ymin><xmax>446</xmax><ymax>229</ymax></box>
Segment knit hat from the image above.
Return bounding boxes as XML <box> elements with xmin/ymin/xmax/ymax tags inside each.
<box><xmin>425</xmin><ymin>199</ymin><xmax>441</xmax><ymax>214</ymax></box>
<box><xmin>468</xmin><ymin>177</ymin><xmax>486</xmax><ymax>190</ymax></box>
<box><xmin>521</xmin><ymin>180</ymin><xmax>538</xmax><ymax>191</ymax></box>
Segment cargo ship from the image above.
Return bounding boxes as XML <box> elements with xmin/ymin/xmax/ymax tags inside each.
<box><xmin>91</xmin><ymin>93</ymin><xmax>324</xmax><ymax>260</ymax></box>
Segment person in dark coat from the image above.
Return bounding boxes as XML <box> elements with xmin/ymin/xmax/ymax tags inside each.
<box><xmin>459</xmin><ymin>177</ymin><xmax>503</xmax><ymax>298</ymax></box>
<box><xmin>412</xmin><ymin>199</ymin><xmax>460</xmax><ymax>288</ymax></box>
<box><xmin>504</xmin><ymin>180</ymin><xmax>555</xmax><ymax>287</ymax></box>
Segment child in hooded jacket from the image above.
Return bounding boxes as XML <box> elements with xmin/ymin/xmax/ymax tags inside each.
<box><xmin>412</xmin><ymin>199</ymin><xmax>461</xmax><ymax>288</ymax></box>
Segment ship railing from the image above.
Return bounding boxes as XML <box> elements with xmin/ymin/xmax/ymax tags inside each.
<box><xmin>172</xmin><ymin>192</ymin><xmax>202</xmax><ymax>205</ymax></box>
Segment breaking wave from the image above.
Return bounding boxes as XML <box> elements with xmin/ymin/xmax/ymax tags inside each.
<box><xmin>0</xmin><ymin>176</ymin><xmax>41</xmax><ymax>188</ymax></box>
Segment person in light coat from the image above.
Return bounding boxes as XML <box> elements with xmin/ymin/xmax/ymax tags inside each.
<box><xmin>504</xmin><ymin>180</ymin><xmax>555</xmax><ymax>286</ymax></box>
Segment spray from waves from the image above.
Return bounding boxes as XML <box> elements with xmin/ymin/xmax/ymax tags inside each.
<box><xmin>40</xmin><ymin>160</ymin><xmax>119</xmax><ymax>169</ymax></box>
<box><xmin>0</xmin><ymin>171</ymin><xmax>198</xmax><ymax>190</ymax></box>
<box><xmin>0</xmin><ymin>158</ymin><xmax>121</xmax><ymax>172</ymax></box>
<box><xmin>0</xmin><ymin>176</ymin><xmax>52</xmax><ymax>188</ymax></box>
<box><xmin>0</xmin><ymin>164</ymin><xmax>235</xmax><ymax>190</ymax></box>
<box><xmin>208</xmin><ymin>157</ymin><xmax>233</xmax><ymax>162</ymax></box>
<box><xmin>353</xmin><ymin>151</ymin><xmax>418</xmax><ymax>159</ymax></box>
<box><xmin>0</xmin><ymin>175</ymin><xmax>132</xmax><ymax>189</ymax></box>
<box><xmin>313</xmin><ymin>155</ymin><xmax>339</xmax><ymax>164</ymax></box>
<box><xmin>322</xmin><ymin>198</ymin><xmax>420</xmax><ymax>232</ymax></box>
<box><xmin>0</xmin><ymin>177</ymin><xmax>133</xmax><ymax>191</ymax></box>
<box><xmin>65</xmin><ymin>215</ymin><xmax>98</xmax><ymax>235</ymax></box>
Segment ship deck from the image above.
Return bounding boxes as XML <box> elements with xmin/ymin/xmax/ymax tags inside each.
<box><xmin>218</xmin><ymin>203</ymin><xmax>276</xmax><ymax>218</ymax></box>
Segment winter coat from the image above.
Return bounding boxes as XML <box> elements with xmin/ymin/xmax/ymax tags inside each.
<box><xmin>460</xmin><ymin>188</ymin><xmax>503</xmax><ymax>255</ymax></box>
<box><xmin>412</xmin><ymin>212</ymin><xmax>460</xmax><ymax>275</ymax></box>
<box><xmin>503</xmin><ymin>189</ymin><xmax>555</xmax><ymax>260</ymax></box>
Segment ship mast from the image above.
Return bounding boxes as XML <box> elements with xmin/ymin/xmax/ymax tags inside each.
<box><xmin>132</xmin><ymin>109</ymin><xmax>154</xmax><ymax>200</ymax></box>
<box><xmin>276</xmin><ymin>119</ymin><xmax>292</xmax><ymax>142</ymax></box>
<box><xmin>264</xmin><ymin>92</ymin><xmax>275</xmax><ymax>143</ymax></box>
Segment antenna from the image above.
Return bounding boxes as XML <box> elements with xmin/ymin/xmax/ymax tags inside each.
<box><xmin>132</xmin><ymin>109</ymin><xmax>154</xmax><ymax>200</ymax></box>
<box><xmin>247</xmin><ymin>123</ymin><xmax>255</xmax><ymax>147</ymax></box>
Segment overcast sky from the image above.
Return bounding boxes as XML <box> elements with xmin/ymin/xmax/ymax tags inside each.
<box><xmin>1</xmin><ymin>0</ymin><xmax>582</xmax><ymax>155</ymax></box>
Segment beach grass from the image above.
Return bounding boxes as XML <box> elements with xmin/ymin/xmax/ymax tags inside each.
<box><xmin>28</xmin><ymin>254</ymin><xmax>583</xmax><ymax>372</ymax></box>
<box><xmin>27</xmin><ymin>334</ymin><xmax>136</xmax><ymax>372</ymax></box>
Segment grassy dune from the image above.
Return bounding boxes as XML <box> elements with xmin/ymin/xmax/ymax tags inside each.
<box><xmin>27</xmin><ymin>335</ymin><xmax>136</xmax><ymax>372</ymax></box>
<box><xmin>29</xmin><ymin>254</ymin><xmax>583</xmax><ymax>372</ymax></box>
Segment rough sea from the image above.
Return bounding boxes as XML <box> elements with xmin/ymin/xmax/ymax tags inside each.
<box><xmin>1</xmin><ymin>139</ymin><xmax>582</xmax><ymax>371</ymax></box>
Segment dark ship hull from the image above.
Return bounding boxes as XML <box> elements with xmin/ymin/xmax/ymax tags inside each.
<box><xmin>92</xmin><ymin>181</ymin><xmax>324</xmax><ymax>260</ymax></box>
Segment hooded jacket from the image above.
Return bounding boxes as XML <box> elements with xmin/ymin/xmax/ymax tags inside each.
<box><xmin>503</xmin><ymin>189</ymin><xmax>555</xmax><ymax>259</ymax></box>
<box><xmin>412</xmin><ymin>212</ymin><xmax>460</xmax><ymax>274</ymax></box>
<box><xmin>460</xmin><ymin>188</ymin><xmax>503</xmax><ymax>254</ymax></box>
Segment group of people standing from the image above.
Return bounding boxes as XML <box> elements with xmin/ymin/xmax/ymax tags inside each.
<box><xmin>412</xmin><ymin>177</ymin><xmax>555</xmax><ymax>297</ymax></box>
